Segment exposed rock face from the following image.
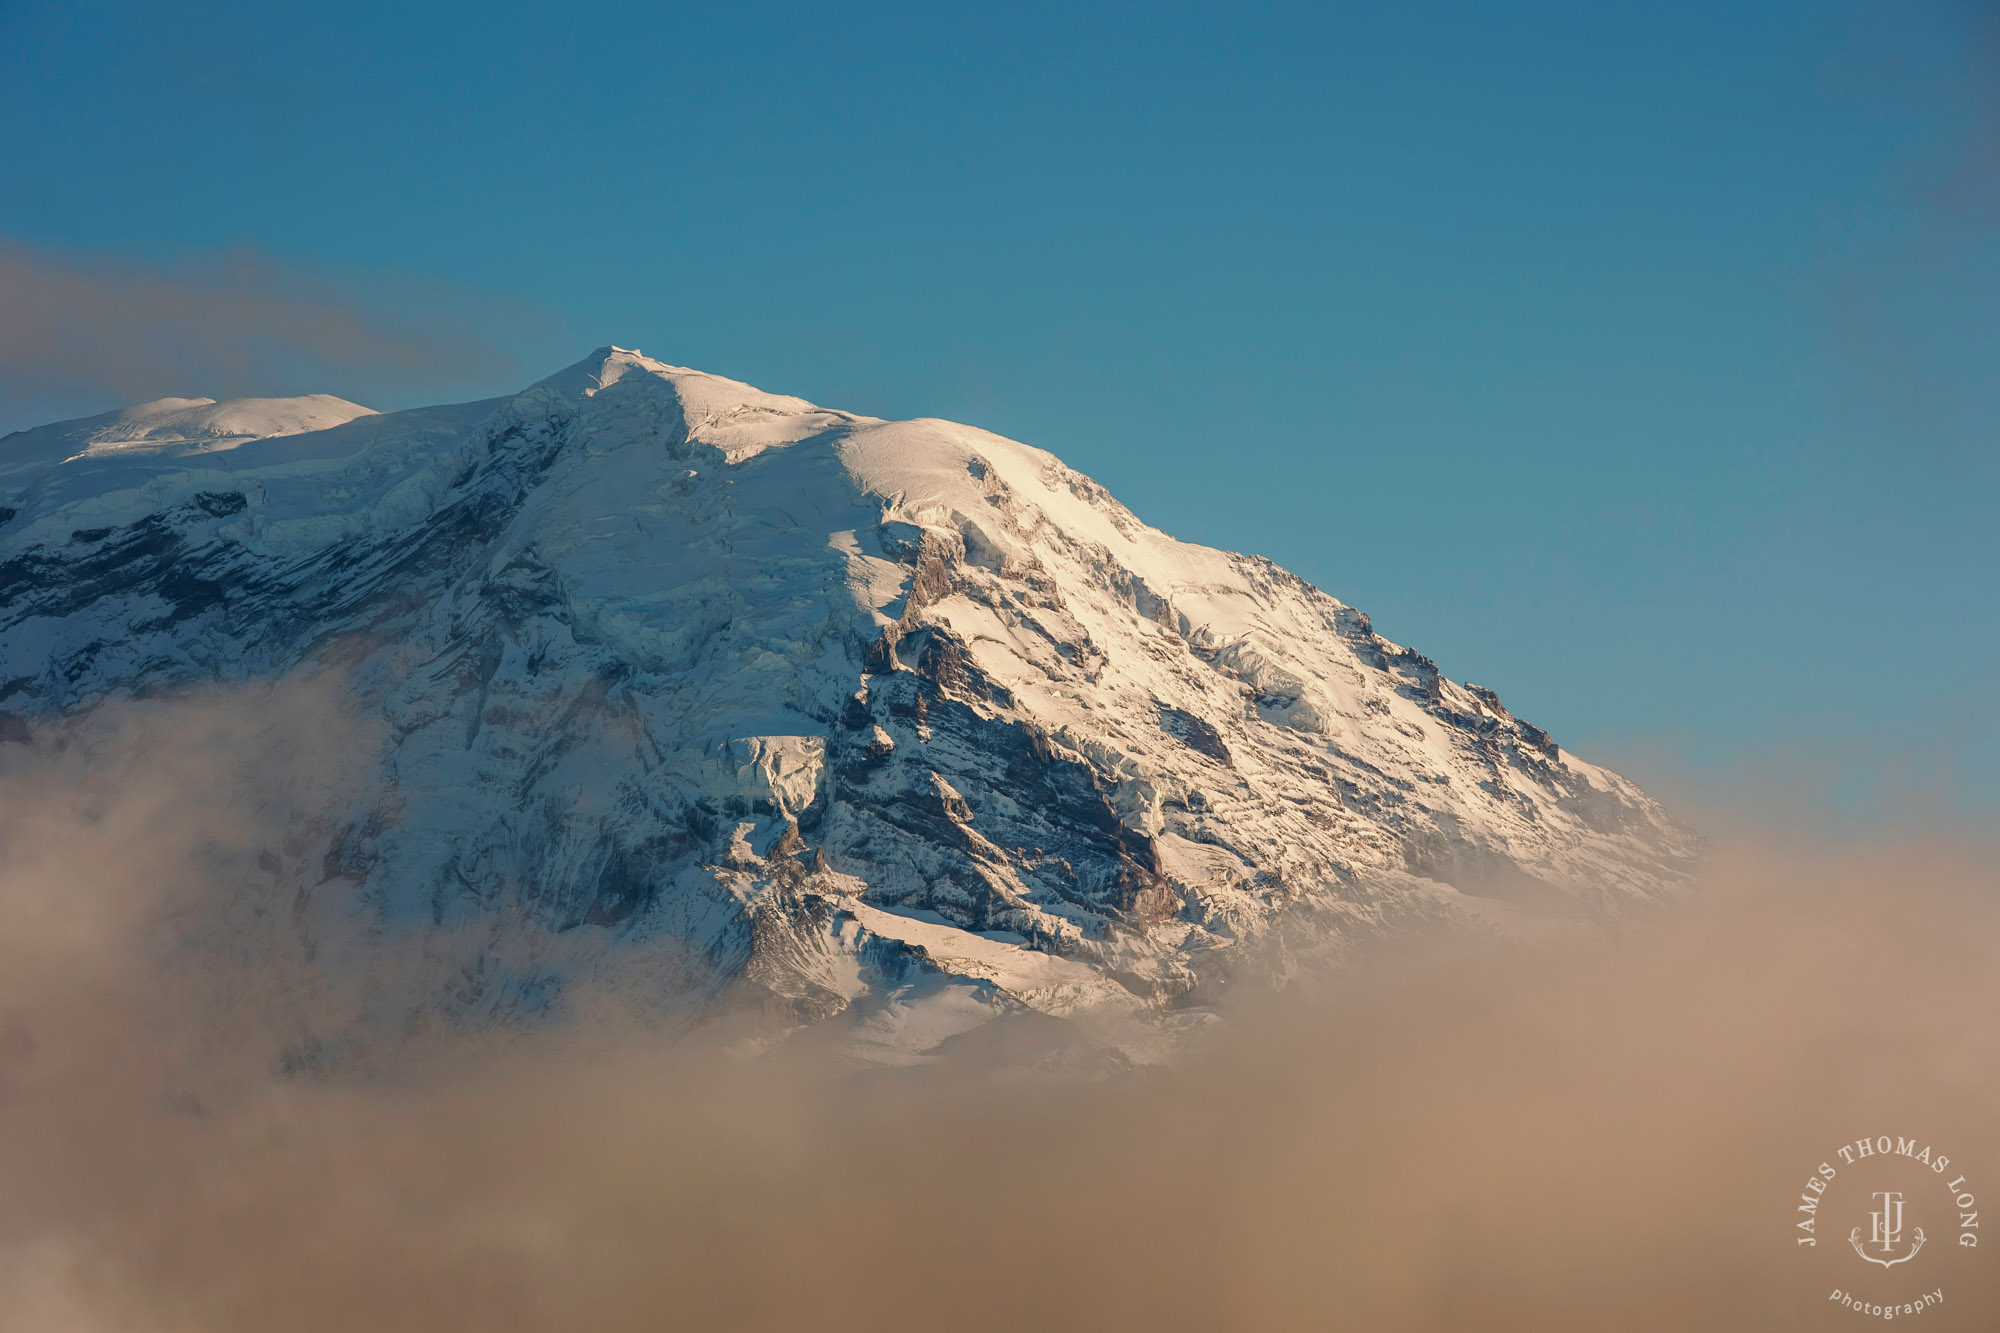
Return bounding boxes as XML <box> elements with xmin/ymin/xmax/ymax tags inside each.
<box><xmin>0</xmin><ymin>348</ymin><xmax>1698</xmax><ymax>1057</ymax></box>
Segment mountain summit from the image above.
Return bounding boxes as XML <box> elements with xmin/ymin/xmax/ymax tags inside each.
<box><xmin>0</xmin><ymin>349</ymin><xmax>1696</xmax><ymax>1057</ymax></box>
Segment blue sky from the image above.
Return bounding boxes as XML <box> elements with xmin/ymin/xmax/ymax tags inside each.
<box><xmin>2</xmin><ymin>0</ymin><xmax>1995</xmax><ymax>817</ymax></box>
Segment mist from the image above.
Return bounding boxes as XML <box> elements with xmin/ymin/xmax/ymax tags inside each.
<box><xmin>1</xmin><ymin>684</ymin><xmax>1995</xmax><ymax>1331</ymax></box>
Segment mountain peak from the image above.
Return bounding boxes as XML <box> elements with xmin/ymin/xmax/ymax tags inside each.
<box><xmin>96</xmin><ymin>393</ymin><xmax>376</xmax><ymax>449</ymax></box>
<box><xmin>5</xmin><ymin>392</ymin><xmax>375</xmax><ymax>459</ymax></box>
<box><xmin>530</xmin><ymin>344</ymin><xmax>660</xmax><ymax>398</ymax></box>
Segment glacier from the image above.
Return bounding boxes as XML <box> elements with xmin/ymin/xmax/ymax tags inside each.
<box><xmin>0</xmin><ymin>348</ymin><xmax>1698</xmax><ymax>1059</ymax></box>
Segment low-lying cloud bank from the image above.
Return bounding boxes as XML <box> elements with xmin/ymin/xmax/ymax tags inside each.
<box><xmin>0</xmin><ymin>685</ymin><xmax>1995</xmax><ymax>1331</ymax></box>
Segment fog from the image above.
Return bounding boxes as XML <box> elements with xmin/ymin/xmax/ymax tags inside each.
<box><xmin>1</xmin><ymin>684</ymin><xmax>1994</xmax><ymax>1330</ymax></box>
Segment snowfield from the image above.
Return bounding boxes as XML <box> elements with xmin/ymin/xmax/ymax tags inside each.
<box><xmin>0</xmin><ymin>348</ymin><xmax>1698</xmax><ymax>1058</ymax></box>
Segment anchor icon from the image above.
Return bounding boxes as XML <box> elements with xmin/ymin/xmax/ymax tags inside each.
<box><xmin>1849</xmin><ymin>1226</ymin><xmax>1925</xmax><ymax>1269</ymax></box>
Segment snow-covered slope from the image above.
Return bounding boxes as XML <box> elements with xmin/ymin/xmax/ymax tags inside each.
<box><xmin>0</xmin><ymin>349</ymin><xmax>1696</xmax><ymax>1056</ymax></box>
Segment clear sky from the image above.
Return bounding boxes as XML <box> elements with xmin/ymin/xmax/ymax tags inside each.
<box><xmin>2</xmin><ymin>0</ymin><xmax>1995</xmax><ymax>818</ymax></box>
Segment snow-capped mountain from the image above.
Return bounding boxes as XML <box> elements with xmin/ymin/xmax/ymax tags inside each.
<box><xmin>0</xmin><ymin>349</ymin><xmax>1696</xmax><ymax>1057</ymax></box>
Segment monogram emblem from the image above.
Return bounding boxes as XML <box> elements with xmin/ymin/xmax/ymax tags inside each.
<box><xmin>1849</xmin><ymin>1190</ymin><xmax>1926</xmax><ymax>1268</ymax></box>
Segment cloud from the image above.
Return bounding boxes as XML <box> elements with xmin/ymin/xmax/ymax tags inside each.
<box><xmin>1</xmin><ymin>683</ymin><xmax>1997</xmax><ymax>1331</ymax></box>
<box><xmin>0</xmin><ymin>239</ymin><xmax>537</xmax><ymax>420</ymax></box>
